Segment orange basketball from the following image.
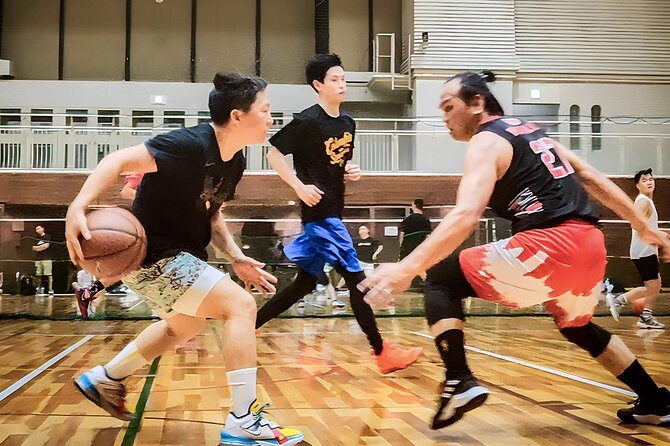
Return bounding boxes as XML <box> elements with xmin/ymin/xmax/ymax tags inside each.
<box><xmin>78</xmin><ymin>208</ymin><xmax>147</xmax><ymax>281</ymax></box>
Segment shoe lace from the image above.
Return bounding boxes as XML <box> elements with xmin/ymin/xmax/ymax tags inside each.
<box><xmin>98</xmin><ymin>379</ymin><xmax>127</xmax><ymax>407</ymax></box>
<box><xmin>252</xmin><ymin>403</ymin><xmax>272</xmax><ymax>424</ymax></box>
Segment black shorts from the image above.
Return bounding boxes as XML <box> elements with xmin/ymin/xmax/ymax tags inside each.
<box><xmin>632</xmin><ymin>255</ymin><xmax>659</xmax><ymax>282</ymax></box>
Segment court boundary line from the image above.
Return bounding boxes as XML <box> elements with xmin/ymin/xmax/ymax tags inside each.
<box><xmin>409</xmin><ymin>331</ymin><xmax>637</xmax><ymax>397</ymax></box>
<box><xmin>121</xmin><ymin>356</ymin><xmax>161</xmax><ymax>446</ymax></box>
<box><xmin>0</xmin><ymin>335</ymin><xmax>94</xmax><ymax>403</ymax></box>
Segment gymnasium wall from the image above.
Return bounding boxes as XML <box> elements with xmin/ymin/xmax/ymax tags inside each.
<box><xmin>410</xmin><ymin>0</ymin><xmax>670</xmax><ymax>79</ymax></box>
<box><xmin>330</xmin><ymin>0</ymin><xmax>369</xmax><ymax>72</ymax></box>
<box><xmin>1</xmin><ymin>0</ymin><xmax>402</xmax><ymax>83</ymax></box>
<box><xmin>259</xmin><ymin>0</ymin><xmax>314</xmax><ymax>84</ymax></box>
<box><xmin>63</xmin><ymin>0</ymin><xmax>125</xmax><ymax>80</ymax></box>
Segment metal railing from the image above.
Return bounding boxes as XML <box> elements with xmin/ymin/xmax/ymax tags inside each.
<box><xmin>1</xmin><ymin>117</ymin><xmax>669</xmax><ymax>174</ymax></box>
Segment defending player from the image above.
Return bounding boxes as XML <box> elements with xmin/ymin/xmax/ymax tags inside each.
<box><xmin>362</xmin><ymin>71</ymin><xmax>670</xmax><ymax>428</ymax></box>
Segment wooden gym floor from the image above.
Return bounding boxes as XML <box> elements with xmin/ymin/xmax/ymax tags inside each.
<box><xmin>0</xmin><ymin>315</ymin><xmax>668</xmax><ymax>446</ymax></box>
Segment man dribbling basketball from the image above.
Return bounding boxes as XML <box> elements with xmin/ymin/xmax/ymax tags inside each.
<box><xmin>66</xmin><ymin>73</ymin><xmax>303</xmax><ymax>445</ymax></box>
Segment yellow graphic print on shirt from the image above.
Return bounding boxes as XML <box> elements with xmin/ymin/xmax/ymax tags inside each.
<box><xmin>323</xmin><ymin>132</ymin><xmax>353</xmax><ymax>166</ymax></box>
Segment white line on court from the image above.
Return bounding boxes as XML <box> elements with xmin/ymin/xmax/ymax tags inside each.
<box><xmin>409</xmin><ymin>331</ymin><xmax>637</xmax><ymax>398</ymax></box>
<box><xmin>0</xmin><ymin>335</ymin><xmax>95</xmax><ymax>403</ymax></box>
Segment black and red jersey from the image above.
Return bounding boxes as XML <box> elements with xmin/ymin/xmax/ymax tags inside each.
<box><xmin>478</xmin><ymin>116</ymin><xmax>599</xmax><ymax>233</ymax></box>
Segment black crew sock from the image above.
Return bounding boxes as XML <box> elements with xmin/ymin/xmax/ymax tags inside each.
<box><xmin>435</xmin><ymin>329</ymin><xmax>471</xmax><ymax>380</ymax></box>
<box><xmin>617</xmin><ymin>360</ymin><xmax>661</xmax><ymax>404</ymax></box>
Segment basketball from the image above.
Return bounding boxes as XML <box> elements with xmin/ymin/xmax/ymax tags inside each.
<box><xmin>78</xmin><ymin>207</ymin><xmax>147</xmax><ymax>281</ymax></box>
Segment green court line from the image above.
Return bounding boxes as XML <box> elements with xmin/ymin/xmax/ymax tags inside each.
<box><xmin>121</xmin><ymin>356</ymin><xmax>161</xmax><ymax>446</ymax></box>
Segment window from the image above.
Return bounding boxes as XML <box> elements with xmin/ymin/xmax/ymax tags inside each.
<box><xmin>271</xmin><ymin>112</ymin><xmax>284</xmax><ymax>128</ymax></box>
<box><xmin>98</xmin><ymin>110</ymin><xmax>120</xmax><ymax>127</ymax></box>
<box><xmin>0</xmin><ymin>109</ymin><xmax>21</xmax><ymax>126</ymax></box>
<box><xmin>132</xmin><ymin>111</ymin><xmax>153</xmax><ymax>135</ymax></box>
<box><xmin>163</xmin><ymin>110</ymin><xmax>185</xmax><ymax>128</ymax></box>
<box><xmin>569</xmin><ymin>105</ymin><xmax>581</xmax><ymax>151</ymax></box>
<box><xmin>66</xmin><ymin>109</ymin><xmax>88</xmax><ymax>127</ymax></box>
<box><xmin>0</xmin><ymin>109</ymin><xmax>22</xmax><ymax>135</ymax></box>
<box><xmin>31</xmin><ymin>109</ymin><xmax>53</xmax><ymax>126</ymax></box>
<box><xmin>591</xmin><ymin>105</ymin><xmax>602</xmax><ymax>151</ymax></box>
<box><xmin>197</xmin><ymin>111</ymin><xmax>210</xmax><ymax>124</ymax></box>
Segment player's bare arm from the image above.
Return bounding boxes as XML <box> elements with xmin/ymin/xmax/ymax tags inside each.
<box><xmin>66</xmin><ymin>144</ymin><xmax>157</xmax><ymax>265</ymax></box>
<box><xmin>554</xmin><ymin>141</ymin><xmax>669</xmax><ymax>251</ymax></box>
<box><xmin>267</xmin><ymin>146</ymin><xmax>323</xmax><ymax>206</ymax></box>
<box><xmin>360</xmin><ymin>132</ymin><xmax>509</xmax><ymax>305</ymax></box>
<box><xmin>210</xmin><ymin>209</ymin><xmax>277</xmax><ymax>297</ymax></box>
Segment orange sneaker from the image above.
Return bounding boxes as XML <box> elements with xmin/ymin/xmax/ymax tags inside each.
<box><xmin>374</xmin><ymin>341</ymin><xmax>423</xmax><ymax>374</ymax></box>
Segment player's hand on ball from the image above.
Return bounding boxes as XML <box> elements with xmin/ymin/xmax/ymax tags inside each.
<box><xmin>358</xmin><ymin>263</ymin><xmax>413</xmax><ymax>310</ymax></box>
<box><xmin>233</xmin><ymin>256</ymin><xmax>278</xmax><ymax>298</ymax></box>
<box><xmin>344</xmin><ymin>164</ymin><xmax>362</xmax><ymax>181</ymax></box>
<box><xmin>296</xmin><ymin>184</ymin><xmax>324</xmax><ymax>207</ymax></box>
<box><xmin>65</xmin><ymin>203</ymin><xmax>92</xmax><ymax>267</ymax></box>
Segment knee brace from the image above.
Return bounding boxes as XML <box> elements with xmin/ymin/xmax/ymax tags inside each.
<box><xmin>424</xmin><ymin>281</ymin><xmax>465</xmax><ymax>325</ymax></box>
<box><xmin>559</xmin><ymin>322</ymin><xmax>612</xmax><ymax>358</ymax></box>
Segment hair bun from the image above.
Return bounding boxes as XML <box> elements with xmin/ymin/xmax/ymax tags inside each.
<box><xmin>212</xmin><ymin>72</ymin><xmax>226</xmax><ymax>89</ymax></box>
<box><xmin>480</xmin><ymin>70</ymin><xmax>496</xmax><ymax>83</ymax></box>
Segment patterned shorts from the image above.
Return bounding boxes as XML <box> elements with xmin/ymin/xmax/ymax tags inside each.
<box><xmin>123</xmin><ymin>252</ymin><xmax>225</xmax><ymax>316</ymax></box>
<box><xmin>459</xmin><ymin>220</ymin><xmax>607</xmax><ymax>328</ymax></box>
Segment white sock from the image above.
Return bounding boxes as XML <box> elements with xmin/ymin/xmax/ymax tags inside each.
<box><xmin>227</xmin><ymin>367</ymin><xmax>257</xmax><ymax>417</ymax></box>
<box><xmin>104</xmin><ymin>341</ymin><xmax>150</xmax><ymax>380</ymax></box>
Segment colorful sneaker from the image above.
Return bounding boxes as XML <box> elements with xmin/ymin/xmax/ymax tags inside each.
<box><xmin>73</xmin><ymin>365</ymin><xmax>134</xmax><ymax>421</ymax></box>
<box><xmin>75</xmin><ymin>287</ymin><xmax>91</xmax><ymax>319</ymax></box>
<box><xmin>374</xmin><ymin>341</ymin><xmax>422</xmax><ymax>374</ymax></box>
<box><xmin>219</xmin><ymin>400</ymin><xmax>304</xmax><ymax>445</ymax></box>
<box><xmin>637</xmin><ymin>315</ymin><xmax>666</xmax><ymax>329</ymax></box>
<box><xmin>432</xmin><ymin>375</ymin><xmax>489</xmax><ymax>429</ymax></box>
<box><xmin>617</xmin><ymin>387</ymin><xmax>670</xmax><ymax>425</ymax></box>
<box><xmin>331</xmin><ymin>299</ymin><xmax>346</xmax><ymax>308</ymax></box>
<box><xmin>605</xmin><ymin>293</ymin><xmax>621</xmax><ymax>321</ymax></box>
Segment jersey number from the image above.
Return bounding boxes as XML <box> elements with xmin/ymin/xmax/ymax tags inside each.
<box><xmin>529</xmin><ymin>137</ymin><xmax>575</xmax><ymax>179</ymax></box>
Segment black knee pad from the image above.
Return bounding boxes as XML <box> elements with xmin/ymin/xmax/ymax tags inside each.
<box><xmin>559</xmin><ymin>323</ymin><xmax>612</xmax><ymax>358</ymax></box>
<box><xmin>426</xmin><ymin>254</ymin><xmax>476</xmax><ymax>298</ymax></box>
<box><xmin>424</xmin><ymin>281</ymin><xmax>465</xmax><ymax>325</ymax></box>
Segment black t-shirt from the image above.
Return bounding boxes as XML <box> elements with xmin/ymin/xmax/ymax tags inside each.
<box><xmin>354</xmin><ymin>237</ymin><xmax>380</xmax><ymax>263</ymax></box>
<box><xmin>133</xmin><ymin>122</ymin><xmax>245</xmax><ymax>264</ymax></box>
<box><xmin>479</xmin><ymin>117</ymin><xmax>598</xmax><ymax>233</ymax></box>
<box><xmin>269</xmin><ymin>104</ymin><xmax>355</xmax><ymax>223</ymax></box>
<box><xmin>35</xmin><ymin>234</ymin><xmax>52</xmax><ymax>260</ymax></box>
<box><xmin>400</xmin><ymin>213</ymin><xmax>432</xmax><ymax>235</ymax></box>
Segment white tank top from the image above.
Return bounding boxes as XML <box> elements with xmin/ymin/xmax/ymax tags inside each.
<box><xmin>630</xmin><ymin>194</ymin><xmax>658</xmax><ymax>259</ymax></box>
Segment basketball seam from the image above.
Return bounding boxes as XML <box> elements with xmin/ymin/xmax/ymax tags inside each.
<box><xmin>83</xmin><ymin>230</ymin><xmax>146</xmax><ymax>260</ymax></box>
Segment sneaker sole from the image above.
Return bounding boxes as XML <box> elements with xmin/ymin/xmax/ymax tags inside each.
<box><xmin>633</xmin><ymin>413</ymin><xmax>670</xmax><ymax>426</ymax></box>
<box><xmin>432</xmin><ymin>387</ymin><xmax>489</xmax><ymax>430</ymax></box>
<box><xmin>73</xmin><ymin>375</ymin><xmax>134</xmax><ymax>421</ymax></box>
<box><xmin>636</xmin><ymin>322</ymin><xmax>665</xmax><ymax>330</ymax></box>
<box><xmin>618</xmin><ymin>412</ymin><xmax>670</xmax><ymax>426</ymax></box>
<box><xmin>219</xmin><ymin>432</ymin><xmax>304</xmax><ymax>446</ymax></box>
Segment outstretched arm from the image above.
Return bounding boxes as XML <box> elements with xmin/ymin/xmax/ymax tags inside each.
<box><xmin>360</xmin><ymin>132</ymin><xmax>509</xmax><ymax>307</ymax></box>
<box><xmin>554</xmin><ymin>141</ymin><xmax>669</xmax><ymax>253</ymax></box>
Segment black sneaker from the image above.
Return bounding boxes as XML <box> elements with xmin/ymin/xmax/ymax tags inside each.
<box><xmin>617</xmin><ymin>387</ymin><xmax>670</xmax><ymax>426</ymax></box>
<box><xmin>431</xmin><ymin>375</ymin><xmax>489</xmax><ymax>429</ymax></box>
